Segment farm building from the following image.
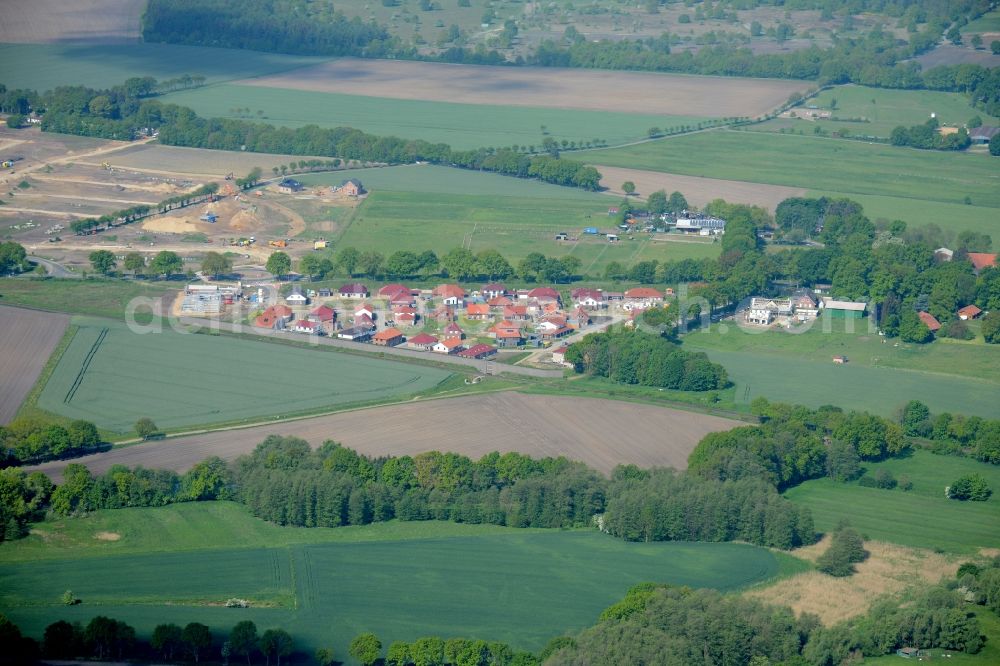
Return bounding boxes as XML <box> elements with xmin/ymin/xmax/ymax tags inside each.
<box><xmin>407</xmin><ymin>333</ymin><xmax>438</xmax><ymax>351</ymax></box>
<box><xmin>278</xmin><ymin>179</ymin><xmax>304</xmax><ymax>194</ymax></box>
<box><xmin>821</xmin><ymin>299</ymin><xmax>867</xmax><ymax>318</ymax></box>
<box><xmin>338</xmin><ymin>179</ymin><xmax>364</xmax><ymax>196</ymax></box>
<box><xmin>918</xmin><ymin>311</ymin><xmax>942</xmax><ymax>332</ymax></box>
<box><xmin>433</xmin><ymin>284</ymin><xmax>466</xmax><ymax>306</ymax></box>
<box><xmin>958</xmin><ymin>304</ymin><xmax>982</xmax><ymax>320</ymax></box>
<box><xmin>373</xmin><ymin>327</ymin><xmax>405</xmax><ymax>347</ymax></box>
<box><xmin>969</xmin><ymin>126</ymin><xmax>1000</xmax><ymax>144</ymax></box>
<box><xmin>895</xmin><ymin>647</ymin><xmax>923</xmax><ymax>659</ymax></box>
<box><xmin>337</xmin><ymin>326</ymin><xmax>373</xmax><ymax>342</ymax></box>
<box><xmin>457</xmin><ymin>344</ymin><xmax>497</xmax><ymax>359</ymax></box>
<box><xmin>674</xmin><ymin>214</ymin><xmax>726</xmax><ymax>235</ymax></box>
<box><xmin>340</xmin><ymin>283</ymin><xmax>369</xmax><ymax>298</ymax></box>
<box><xmin>968</xmin><ymin>252</ymin><xmax>998</xmax><ymax>274</ymax></box>
<box><xmin>433</xmin><ymin>337</ymin><xmax>464</xmax><ymax>354</ymax></box>
<box><xmin>482</xmin><ymin>283</ymin><xmax>508</xmax><ymax>299</ymax></box>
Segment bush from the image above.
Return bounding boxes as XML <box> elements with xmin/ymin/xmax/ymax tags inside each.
<box><xmin>948</xmin><ymin>473</ymin><xmax>992</xmax><ymax>501</ymax></box>
<box><xmin>817</xmin><ymin>526</ymin><xmax>867</xmax><ymax>577</ymax></box>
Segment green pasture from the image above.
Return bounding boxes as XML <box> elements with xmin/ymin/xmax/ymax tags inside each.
<box><xmin>35</xmin><ymin>320</ymin><xmax>451</xmax><ymax>433</ymax></box>
<box><xmin>327</xmin><ymin>188</ymin><xmax>718</xmax><ymax>274</ymax></box>
<box><xmin>0</xmin><ymin>278</ymin><xmax>176</xmax><ymax>320</ymax></box>
<box><xmin>755</xmin><ymin>84</ymin><xmax>1000</xmax><ymax>138</ymax></box>
<box><xmin>966</xmin><ymin>9</ymin><xmax>1000</xmax><ymax>32</ymax></box>
<box><xmin>687</xmin><ymin>346</ymin><xmax>1000</xmax><ymax>419</ymax></box>
<box><xmin>578</xmin><ymin>130</ymin><xmax>1000</xmax><ymax>233</ymax></box>
<box><xmin>683</xmin><ymin>315</ymin><xmax>1000</xmax><ymax>384</ymax></box>
<box><xmin>0</xmin><ymin>504</ymin><xmax>783</xmax><ymax>661</ymax></box>
<box><xmin>785</xmin><ymin>450</ymin><xmax>1000</xmax><ymax>554</ymax></box>
<box><xmin>0</xmin><ymin>43</ymin><xmax>329</xmax><ymax>92</ymax></box>
<box><xmin>164</xmin><ymin>83</ymin><xmax>706</xmax><ymax>151</ymax></box>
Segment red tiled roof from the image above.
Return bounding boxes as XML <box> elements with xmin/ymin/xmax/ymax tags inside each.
<box><xmin>437</xmin><ymin>337</ymin><xmax>463</xmax><ymax>349</ymax></box>
<box><xmin>482</xmin><ymin>283</ymin><xmax>507</xmax><ymax>292</ymax></box>
<box><xmin>392</xmin><ymin>305</ymin><xmax>417</xmax><ymax>314</ymax></box>
<box><xmin>374</xmin><ymin>327</ymin><xmax>403</xmax><ymax>341</ymax></box>
<box><xmin>271</xmin><ymin>304</ymin><xmax>293</xmax><ymax>317</ymax></box>
<box><xmin>310</xmin><ymin>305</ymin><xmax>335</xmax><ymax>321</ymax></box>
<box><xmin>958</xmin><ymin>304</ymin><xmax>982</xmax><ymax>318</ymax></box>
<box><xmin>528</xmin><ymin>287</ymin><xmax>560</xmax><ymax>300</ymax></box>
<box><xmin>488</xmin><ymin>296</ymin><xmax>513</xmax><ymax>306</ymax></box>
<box><xmin>466</xmin><ymin>303</ymin><xmax>490</xmax><ymax>315</ymax></box>
<box><xmin>625</xmin><ymin>287</ymin><xmax>663</xmax><ymax>299</ymax></box>
<box><xmin>969</xmin><ymin>253</ymin><xmax>998</xmax><ymax>271</ymax></box>
<box><xmin>496</xmin><ymin>329</ymin><xmax>523</xmax><ymax>339</ymax></box>
<box><xmin>408</xmin><ymin>333</ymin><xmax>438</xmax><ymax>345</ymax></box>
<box><xmin>395</xmin><ymin>312</ymin><xmax>415</xmax><ymax>321</ymax></box>
<box><xmin>339</xmin><ymin>283</ymin><xmax>368</xmax><ymax>294</ymax></box>
<box><xmin>433</xmin><ymin>284</ymin><xmax>465</xmax><ymax>299</ymax></box>
<box><xmin>378</xmin><ymin>283</ymin><xmax>410</xmax><ymax>297</ymax></box>
<box><xmin>457</xmin><ymin>344</ymin><xmax>496</xmax><ymax>358</ymax></box>
<box><xmin>354</xmin><ymin>313</ymin><xmax>374</xmax><ymax>325</ymax></box>
<box><xmin>572</xmin><ymin>288</ymin><xmax>604</xmax><ymax>301</ymax></box>
<box><xmin>918</xmin><ymin>311</ymin><xmax>942</xmax><ymax>331</ymax></box>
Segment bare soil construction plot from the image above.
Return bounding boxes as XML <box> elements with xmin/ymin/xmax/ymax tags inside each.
<box><xmin>31</xmin><ymin>392</ymin><xmax>740</xmax><ymax>479</ymax></box>
<box><xmin>245</xmin><ymin>58</ymin><xmax>810</xmax><ymax>118</ymax></box>
<box><xmin>0</xmin><ymin>0</ymin><xmax>142</xmax><ymax>43</ymax></box>
<box><xmin>0</xmin><ymin>306</ymin><xmax>69</xmax><ymax>424</ymax></box>
<box><xmin>106</xmin><ymin>144</ymin><xmax>354</xmax><ymax>179</ymax></box>
<box><xmin>594</xmin><ymin>165</ymin><xmax>807</xmax><ymax>211</ymax></box>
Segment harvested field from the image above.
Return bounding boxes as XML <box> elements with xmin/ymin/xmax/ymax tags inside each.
<box><xmin>594</xmin><ymin>165</ymin><xmax>807</xmax><ymax>211</ymax></box>
<box><xmin>31</xmin><ymin>392</ymin><xmax>741</xmax><ymax>479</ymax></box>
<box><xmin>0</xmin><ymin>306</ymin><xmax>70</xmax><ymax>424</ymax></box>
<box><xmin>244</xmin><ymin>58</ymin><xmax>811</xmax><ymax>118</ymax></box>
<box><xmin>106</xmin><ymin>143</ymin><xmax>349</xmax><ymax>178</ymax></box>
<box><xmin>746</xmin><ymin>537</ymin><xmax>958</xmax><ymax>625</ymax></box>
<box><xmin>0</xmin><ymin>0</ymin><xmax>142</xmax><ymax>43</ymax></box>
<box><xmin>913</xmin><ymin>44</ymin><xmax>1000</xmax><ymax>69</ymax></box>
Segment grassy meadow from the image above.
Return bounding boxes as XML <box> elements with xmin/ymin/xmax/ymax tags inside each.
<box><xmin>0</xmin><ymin>278</ymin><xmax>177</xmax><ymax>320</ymax></box>
<box><xmin>0</xmin><ymin>503</ymin><xmax>785</xmax><ymax>659</ymax></box>
<box><xmin>0</xmin><ymin>43</ymin><xmax>329</xmax><ymax>91</ymax></box>
<box><xmin>298</xmin><ymin>166</ymin><xmax>720</xmax><ymax>274</ymax></box>
<box><xmin>756</xmin><ymin>84</ymin><xmax>1000</xmax><ymax>138</ymax></box>
<box><xmin>785</xmin><ymin>450</ymin><xmax>1000</xmax><ymax>554</ymax></box>
<box><xmin>579</xmin><ymin>130</ymin><xmax>1000</xmax><ymax>236</ymax></box>
<box><xmin>36</xmin><ymin>319</ymin><xmax>451</xmax><ymax>433</ymax></box>
<box><xmin>164</xmin><ymin>83</ymin><xmax>707</xmax><ymax>150</ymax></box>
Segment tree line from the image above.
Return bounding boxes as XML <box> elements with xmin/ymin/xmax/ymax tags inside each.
<box><xmin>564</xmin><ymin>327</ymin><xmax>729</xmax><ymax>392</ymax></box>
<box><xmin>0</xmin><ymin>417</ymin><xmax>102</xmax><ymax>467</ymax></box>
<box><xmin>899</xmin><ymin>400</ymin><xmax>1000</xmax><ymax>464</ymax></box>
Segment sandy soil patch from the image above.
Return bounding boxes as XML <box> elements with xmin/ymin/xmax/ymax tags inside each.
<box><xmin>142</xmin><ymin>216</ymin><xmax>200</xmax><ymax>234</ymax></box>
<box><xmin>29</xmin><ymin>392</ymin><xmax>741</xmax><ymax>479</ymax></box>
<box><xmin>245</xmin><ymin>58</ymin><xmax>810</xmax><ymax>118</ymax></box>
<box><xmin>0</xmin><ymin>0</ymin><xmax>142</xmax><ymax>43</ymax></box>
<box><xmin>746</xmin><ymin>537</ymin><xmax>960</xmax><ymax>625</ymax></box>
<box><xmin>0</xmin><ymin>306</ymin><xmax>70</xmax><ymax>424</ymax></box>
<box><xmin>594</xmin><ymin>165</ymin><xmax>806</xmax><ymax>211</ymax></box>
<box><xmin>94</xmin><ymin>531</ymin><xmax>122</xmax><ymax>541</ymax></box>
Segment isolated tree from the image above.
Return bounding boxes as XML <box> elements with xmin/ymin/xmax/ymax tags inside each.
<box><xmin>134</xmin><ymin>417</ymin><xmax>158</xmax><ymax>440</ymax></box>
<box><xmin>89</xmin><ymin>250</ymin><xmax>116</xmax><ymax>275</ymax></box>
<box><xmin>314</xmin><ymin>647</ymin><xmax>335</xmax><ymax>666</ymax></box>
<box><xmin>151</xmin><ymin>624</ymin><xmax>183</xmax><ymax>661</ymax></box>
<box><xmin>349</xmin><ymin>633</ymin><xmax>382</xmax><ymax>666</ymax></box>
<box><xmin>336</xmin><ymin>246</ymin><xmax>361</xmax><ymax>276</ymax></box>
<box><xmin>622</xmin><ymin>181</ymin><xmax>636</xmax><ymax>195</ymax></box>
<box><xmin>201</xmin><ymin>251</ymin><xmax>232</xmax><ymax>278</ymax></box>
<box><xmin>971</xmin><ymin>34</ymin><xmax>983</xmax><ymax>49</ymax></box>
<box><xmin>816</xmin><ymin>525</ymin><xmax>867</xmax><ymax>577</ymax></box>
<box><xmin>182</xmin><ymin>623</ymin><xmax>212</xmax><ymax>663</ymax></box>
<box><xmin>266</xmin><ymin>251</ymin><xmax>291</xmax><ymax>279</ymax></box>
<box><xmin>229</xmin><ymin>621</ymin><xmax>259</xmax><ymax>666</ymax></box>
<box><xmin>123</xmin><ymin>251</ymin><xmax>145</xmax><ymax>273</ymax></box>
<box><xmin>258</xmin><ymin>629</ymin><xmax>293</xmax><ymax>666</ymax></box>
<box><xmin>149</xmin><ymin>250</ymin><xmax>182</xmax><ymax>277</ymax></box>
<box><xmin>949</xmin><ymin>473</ymin><xmax>992</xmax><ymax>501</ymax></box>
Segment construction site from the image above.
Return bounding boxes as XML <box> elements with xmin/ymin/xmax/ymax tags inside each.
<box><xmin>0</xmin><ymin>125</ymin><xmax>361</xmax><ymax>271</ymax></box>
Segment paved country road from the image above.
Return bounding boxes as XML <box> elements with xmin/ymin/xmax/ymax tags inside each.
<box><xmin>27</xmin><ymin>255</ymin><xmax>80</xmax><ymax>278</ymax></box>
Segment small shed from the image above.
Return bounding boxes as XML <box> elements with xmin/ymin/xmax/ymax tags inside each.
<box><xmin>832</xmin><ymin>355</ymin><xmax>848</xmax><ymax>364</ymax></box>
<box><xmin>895</xmin><ymin>647</ymin><xmax>922</xmax><ymax>659</ymax></box>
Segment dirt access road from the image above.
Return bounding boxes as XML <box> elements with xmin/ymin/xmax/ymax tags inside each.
<box><xmin>30</xmin><ymin>392</ymin><xmax>741</xmax><ymax>478</ymax></box>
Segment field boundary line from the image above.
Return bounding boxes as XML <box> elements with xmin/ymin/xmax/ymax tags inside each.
<box><xmin>63</xmin><ymin>327</ymin><xmax>107</xmax><ymax>404</ymax></box>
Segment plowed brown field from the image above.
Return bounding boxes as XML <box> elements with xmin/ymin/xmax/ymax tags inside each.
<box><xmin>31</xmin><ymin>392</ymin><xmax>742</xmax><ymax>477</ymax></box>
<box><xmin>0</xmin><ymin>306</ymin><xmax>69</xmax><ymax>423</ymax></box>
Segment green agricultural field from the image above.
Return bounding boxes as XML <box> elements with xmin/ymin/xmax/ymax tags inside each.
<box><xmin>785</xmin><ymin>450</ymin><xmax>1000</xmax><ymax>554</ymax></box>
<box><xmin>0</xmin><ymin>503</ymin><xmax>784</xmax><ymax>660</ymax></box>
<box><xmin>578</xmin><ymin>130</ymin><xmax>1000</xmax><ymax>236</ymax></box>
<box><xmin>0</xmin><ymin>278</ymin><xmax>176</xmax><ymax>320</ymax></box>
<box><xmin>0</xmin><ymin>43</ymin><xmax>329</xmax><ymax>91</ymax></box>
<box><xmin>296</xmin><ymin>167</ymin><xmax>720</xmax><ymax>274</ymax></box>
<box><xmin>164</xmin><ymin>83</ymin><xmax>707</xmax><ymax>150</ymax></box>
<box><xmin>755</xmin><ymin>84</ymin><xmax>1000</xmax><ymax>138</ymax></box>
<box><xmin>35</xmin><ymin>319</ymin><xmax>451</xmax><ymax>433</ymax></box>
<box><xmin>966</xmin><ymin>9</ymin><xmax>1000</xmax><ymax>32</ymax></box>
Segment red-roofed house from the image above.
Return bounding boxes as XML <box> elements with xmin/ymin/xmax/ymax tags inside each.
<box><xmin>465</xmin><ymin>303</ymin><xmax>491</xmax><ymax>320</ymax></box>
<box><xmin>373</xmin><ymin>327</ymin><xmax>405</xmax><ymax>347</ymax></box>
<box><xmin>488</xmin><ymin>295</ymin><xmax>514</xmax><ymax>310</ymax></box>
<box><xmin>969</xmin><ymin>253</ymin><xmax>998</xmax><ymax>273</ymax></box>
<box><xmin>570</xmin><ymin>307</ymin><xmax>592</xmax><ymax>326</ymax></box>
<box><xmin>389</xmin><ymin>291</ymin><xmax>416</xmax><ymax>307</ymax></box>
<box><xmin>624</xmin><ymin>287</ymin><xmax>664</xmax><ymax>308</ymax></box>
<box><xmin>958</xmin><ymin>304</ymin><xmax>982</xmax><ymax>320</ymax></box>
<box><xmin>433</xmin><ymin>284</ymin><xmax>466</xmax><ymax>306</ymax></box>
<box><xmin>394</xmin><ymin>312</ymin><xmax>416</xmax><ymax>327</ymax></box>
<box><xmin>482</xmin><ymin>283</ymin><xmax>508</xmax><ymax>299</ymax></box>
<box><xmin>254</xmin><ymin>305</ymin><xmax>294</xmax><ymax>330</ymax></box>
<box><xmin>309</xmin><ymin>305</ymin><xmax>336</xmax><ymax>323</ymax></box>
<box><xmin>527</xmin><ymin>287</ymin><xmax>561</xmax><ymax>304</ymax></box>
<box><xmin>551</xmin><ymin>345</ymin><xmax>572</xmax><ymax>366</ymax></box>
<box><xmin>442</xmin><ymin>322</ymin><xmax>465</xmax><ymax>339</ymax></box>
<box><xmin>354</xmin><ymin>312</ymin><xmax>374</xmax><ymax>328</ymax></box>
<box><xmin>407</xmin><ymin>333</ymin><xmax>438</xmax><ymax>351</ymax></box>
<box><xmin>918</xmin><ymin>311</ymin><xmax>942</xmax><ymax>332</ymax></box>
<box><xmin>354</xmin><ymin>303</ymin><xmax>375</xmax><ymax>319</ymax></box>
<box><xmin>571</xmin><ymin>288</ymin><xmax>606</xmax><ymax>309</ymax></box>
<box><xmin>503</xmin><ymin>304</ymin><xmax>530</xmax><ymax>321</ymax></box>
<box><xmin>538</xmin><ymin>325</ymin><xmax>572</xmax><ymax>340</ymax></box>
<box><xmin>494</xmin><ymin>328</ymin><xmax>524</xmax><ymax>348</ymax></box>
<box><xmin>429</xmin><ymin>305</ymin><xmax>454</xmax><ymax>322</ymax></box>
<box><xmin>378</xmin><ymin>284</ymin><xmax>410</xmax><ymax>298</ymax></box>
<box><xmin>433</xmin><ymin>337</ymin><xmax>464</xmax><ymax>354</ymax></box>
<box><xmin>457</xmin><ymin>344</ymin><xmax>497</xmax><ymax>359</ymax></box>
<box><xmin>339</xmin><ymin>283</ymin><xmax>369</xmax><ymax>298</ymax></box>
